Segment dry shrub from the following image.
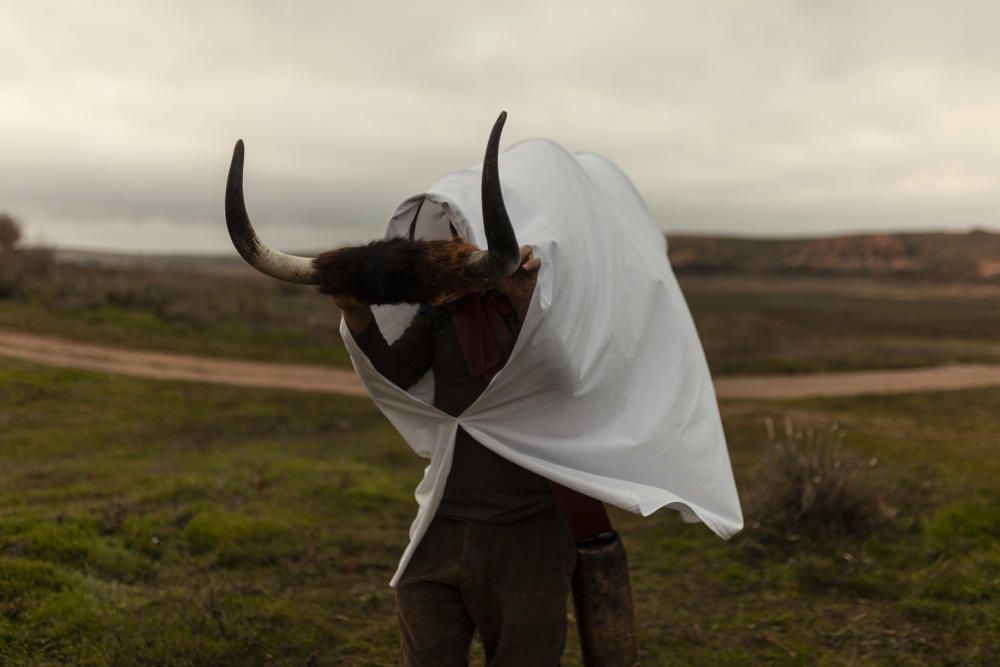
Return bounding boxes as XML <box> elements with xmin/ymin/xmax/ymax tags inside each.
<box><xmin>741</xmin><ymin>421</ymin><xmax>899</xmax><ymax>549</ymax></box>
<box><xmin>0</xmin><ymin>251</ymin><xmax>18</xmax><ymax>298</ymax></box>
<box><xmin>0</xmin><ymin>248</ymin><xmax>55</xmax><ymax>299</ymax></box>
<box><xmin>0</xmin><ymin>213</ymin><xmax>54</xmax><ymax>299</ymax></box>
<box><xmin>0</xmin><ymin>212</ymin><xmax>21</xmax><ymax>250</ymax></box>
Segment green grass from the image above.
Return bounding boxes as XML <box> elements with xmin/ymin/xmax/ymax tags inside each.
<box><xmin>0</xmin><ymin>263</ymin><xmax>352</xmax><ymax>368</ymax></box>
<box><xmin>2</xmin><ymin>359</ymin><xmax>999</xmax><ymax>665</ymax></box>
<box><xmin>5</xmin><ymin>262</ymin><xmax>1000</xmax><ymax>376</ymax></box>
<box><xmin>1</xmin><ymin>359</ymin><xmax>404</xmax><ymax>665</ymax></box>
<box><xmin>678</xmin><ymin>275</ymin><xmax>1000</xmax><ymax>375</ymax></box>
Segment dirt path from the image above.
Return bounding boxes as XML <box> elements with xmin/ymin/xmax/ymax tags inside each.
<box><xmin>0</xmin><ymin>329</ymin><xmax>367</xmax><ymax>397</ymax></box>
<box><xmin>3</xmin><ymin>329</ymin><xmax>1000</xmax><ymax>400</ymax></box>
<box><xmin>714</xmin><ymin>363</ymin><xmax>1000</xmax><ymax>400</ymax></box>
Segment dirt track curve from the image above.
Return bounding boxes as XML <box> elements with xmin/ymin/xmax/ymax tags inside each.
<box><xmin>0</xmin><ymin>329</ymin><xmax>367</xmax><ymax>397</ymax></box>
<box><xmin>3</xmin><ymin>329</ymin><xmax>1000</xmax><ymax>401</ymax></box>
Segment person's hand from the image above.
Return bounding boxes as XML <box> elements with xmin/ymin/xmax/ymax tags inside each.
<box><xmin>331</xmin><ymin>293</ymin><xmax>373</xmax><ymax>336</ymax></box>
<box><xmin>330</xmin><ymin>293</ymin><xmax>367</xmax><ymax>313</ymax></box>
<box><xmin>494</xmin><ymin>246</ymin><xmax>540</xmax><ymax>305</ymax></box>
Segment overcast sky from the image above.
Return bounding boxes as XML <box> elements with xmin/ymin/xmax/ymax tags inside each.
<box><xmin>3</xmin><ymin>1</ymin><xmax>1000</xmax><ymax>253</ymax></box>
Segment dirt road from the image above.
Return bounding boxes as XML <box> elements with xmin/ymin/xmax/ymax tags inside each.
<box><xmin>3</xmin><ymin>329</ymin><xmax>1000</xmax><ymax>400</ymax></box>
<box><xmin>0</xmin><ymin>329</ymin><xmax>368</xmax><ymax>397</ymax></box>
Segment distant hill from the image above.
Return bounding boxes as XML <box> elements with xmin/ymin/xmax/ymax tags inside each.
<box><xmin>53</xmin><ymin>249</ymin><xmax>255</xmax><ymax>277</ymax></box>
<box><xmin>51</xmin><ymin>230</ymin><xmax>1000</xmax><ymax>284</ymax></box>
<box><xmin>667</xmin><ymin>230</ymin><xmax>1000</xmax><ymax>283</ymax></box>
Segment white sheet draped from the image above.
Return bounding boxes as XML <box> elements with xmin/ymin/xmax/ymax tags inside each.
<box><xmin>340</xmin><ymin>138</ymin><xmax>743</xmax><ymax>586</ymax></box>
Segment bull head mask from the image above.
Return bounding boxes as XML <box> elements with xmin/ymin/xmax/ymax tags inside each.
<box><xmin>225</xmin><ymin>112</ymin><xmax>520</xmax><ymax>305</ymax></box>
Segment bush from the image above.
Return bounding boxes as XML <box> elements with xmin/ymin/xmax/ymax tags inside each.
<box><xmin>0</xmin><ymin>213</ymin><xmax>54</xmax><ymax>299</ymax></box>
<box><xmin>741</xmin><ymin>421</ymin><xmax>900</xmax><ymax>548</ymax></box>
<box><xmin>0</xmin><ymin>256</ymin><xmax>20</xmax><ymax>300</ymax></box>
<box><xmin>0</xmin><ymin>212</ymin><xmax>21</xmax><ymax>250</ymax></box>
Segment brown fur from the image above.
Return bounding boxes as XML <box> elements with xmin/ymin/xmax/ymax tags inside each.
<box><xmin>313</xmin><ymin>237</ymin><xmax>485</xmax><ymax>305</ymax></box>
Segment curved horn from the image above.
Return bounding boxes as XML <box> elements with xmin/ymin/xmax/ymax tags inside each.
<box><xmin>225</xmin><ymin>140</ymin><xmax>319</xmax><ymax>284</ymax></box>
<box><xmin>465</xmin><ymin>111</ymin><xmax>521</xmax><ymax>279</ymax></box>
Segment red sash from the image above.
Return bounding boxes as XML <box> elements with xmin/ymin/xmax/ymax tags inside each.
<box><xmin>446</xmin><ymin>291</ymin><xmax>612</xmax><ymax>542</ymax></box>
<box><xmin>445</xmin><ymin>291</ymin><xmax>516</xmax><ymax>381</ymax></box>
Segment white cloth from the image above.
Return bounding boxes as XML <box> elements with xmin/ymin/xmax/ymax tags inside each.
<box><xmin>340</xmin><ymin>138</ymin><xmax>743</xmax><ymax>586</ymax></box>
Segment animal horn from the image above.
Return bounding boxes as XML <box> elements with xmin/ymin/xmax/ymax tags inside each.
<box><xmin>225</xmin><ymin>140</ymin><xmax>320</xmax><ymax>284</ymax></box>
<box><xmin>465</xmin><ymin>111</ymin><xmax>521</xmax><ymax>279</ymax></box>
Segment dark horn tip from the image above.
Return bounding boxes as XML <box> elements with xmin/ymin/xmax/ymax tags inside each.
<box><xmin>228</xmin><ymin>140</ymin><xmax>246</xmax><ymax>193</ymax></box>
<box><xmin>487</xmin><ymin>112</ymin><xmax>508</xmax><ymax>154</ymax></box>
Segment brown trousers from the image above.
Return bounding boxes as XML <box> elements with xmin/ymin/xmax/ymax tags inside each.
<box><xmin>395</xmin><ymin>506</ymin><xmax>577</xmax><ymax>666</ymax></box>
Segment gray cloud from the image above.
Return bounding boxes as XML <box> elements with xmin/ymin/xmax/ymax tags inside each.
<box><xmin>3</xmin><ymin>1</ymin><xmax>1000</xmax><ymax>252</ymax></box>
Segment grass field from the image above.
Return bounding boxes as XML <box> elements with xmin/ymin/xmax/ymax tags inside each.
<box><xmin>2</xmin><ymin>358</ymin><xmax>998</xmax><ymax>665</ymax></box>
<box><xmin>4</xmin><ymin>261</ymin><xmax>1000</xmax><ymax>377</ymax></box>
<box><xmin>679</xmin><ymin>275</ymin><xmax>1000</xmax><ymax>375</ymax></box>
<box><xmin>0</xmin><ymin>263</ymin><xmax>352</xmax><ymax>368</ymax></box>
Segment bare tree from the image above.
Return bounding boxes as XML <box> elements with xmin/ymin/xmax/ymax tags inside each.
<box><xmin>0</xmin><ymin>212</ymin><xmax>53</xmax><ymax>298</ymax></box>
<box><xmin>0</xmin><ymin>212</ymin><xmax>21</xmax><ymax>251</ymax></box>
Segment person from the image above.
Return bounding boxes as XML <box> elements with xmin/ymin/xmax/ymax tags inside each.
<box><xmin>226</xmin><ymin>111</ymin><xmax>738</xmax><ymax>667</ymax></box>
<box><xmin>333</xmin><ymin>246</ymin><xmax>575</xmax><ymax>667</ymax></box>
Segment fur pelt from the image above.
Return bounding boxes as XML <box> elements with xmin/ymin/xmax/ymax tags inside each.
<box><xmin>313</xmin><ymin>237</ymin><xmax>485</xmax><ymax>305</ymax></box>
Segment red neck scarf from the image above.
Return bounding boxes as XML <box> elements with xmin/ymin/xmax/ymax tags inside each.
<box><xmin>444</xmin><ymin>291</ymin><xmax>516</xmax><ymax>380</ymax></box>
<box><xmin>445</xmin><ymin>291</ymin><xmax>614</xmax><ymax>540</ymax></box>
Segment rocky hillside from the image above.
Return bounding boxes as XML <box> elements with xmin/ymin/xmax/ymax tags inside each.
<box><xmin>667</xmin><ymin>230</ymin><xmax>1000</xmax><ymax>282</ymax></box>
